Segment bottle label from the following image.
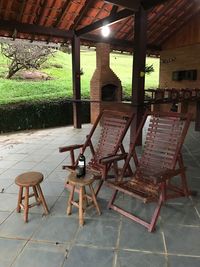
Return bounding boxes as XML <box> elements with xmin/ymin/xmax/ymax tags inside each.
<box><xmin>78</xmin><ymin>161</ymin><xmax>84</xmax><ymax>167</ymax></box>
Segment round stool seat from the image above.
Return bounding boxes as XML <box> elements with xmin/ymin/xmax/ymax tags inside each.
<box><xmin>15</xmin><ymin>171</ymin><xmax>48</xmax><ymax>222</ymax></box>
<box><xmin>68</xmin><ymin>171</ymin><xmax>94</xmax><ymax>187</ymax></box>
<box><xmin>15</xmin><ymin>172</ymin><xmax>43</xmax><ymax>187</ymax></box>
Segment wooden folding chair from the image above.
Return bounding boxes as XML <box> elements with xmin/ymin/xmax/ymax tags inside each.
<box><xmin>106</xmin><ymin>111</ymin><xmax>192</xmax><ymax>232</ymax></box>
<box><xmin>59</xmin><ymin>109</ymin><xmax>134</xmax><ymax>195</ymax></box>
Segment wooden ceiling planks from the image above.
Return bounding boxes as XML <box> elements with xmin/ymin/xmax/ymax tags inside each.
<box><xmin>0</xmin><ymin>0</ymin><xmax>199</xmax><ymax>53</ymax></box>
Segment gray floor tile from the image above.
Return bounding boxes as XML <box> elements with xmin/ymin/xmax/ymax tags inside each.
<box><xmin>0</xmin><ymin>193</ymin><xmax>17</xmax><ymax>211</ymax></box>
<box><xmin>40</xmin><ymin>181</ymin><xmax>64</xmax><ymax>197</ymax></box>
<box><xmin>5</xmin><ymin>183</ymin><xmax>18</xmax><ymax>194</ymax></box>
<box><xmin>0</xmin><ymin>238</ymin><xmax>26</xmax><ymax>267</ymax></box>
<box><xmin>0</xmin><ymin>169</ymin><xmax>8</xmax><ymax>175</ymax></box>
<box><xmin>0</xmin><ymin>211</ymin><xmax>11</xmax><ymax>224</ymax></box>
<box><xmin>47</xmin><ymin>170</ymin><xmax>68</xmax><ymax>182</ymax></box>
<box><xmin>0</xmin><ymin>123</ymin><xmax>200</xmax><ymax>267</ymax></box>
<box><xmin>32</xmin><ymin>216</ymin><xmax>78</xmax><ymax>243</ymax></box>
<box><xmin>32</xmin><ymin>161</ymin><xmax>60</xmax><ymax>175</ymax></box>
<box><xmin>3</xmin><ymin>153</ymin><xmax>28</xmax><ymax>161</ymax></box>
<box><xmin>161</xmin><ymin>203</ymin><xmax>200</xmax><ymax>226</ymax></box>
<box><xmin>85</xmin><ymin>198</ymin><xmax>120</xmax><ymax>220</ymax></box>
<box><xmin>0</xmin><ymin>212</ymin><xmax>44</xmax><ymax>239</ymax></box>
<box><xmin>0</xmin><ymin>168</ymin><xmax>25</xmax><ymax>180</ymax></box>
<box><xmin>12</xmin><ymin>241</ymin><xmax>67</xmax><ymax>267</ymax></box>
<box><xmin>63</xmin><ymin>245</ymin><xmax>114</xmax><ymax>267</ymax></box>
<box><xmin>29</xmin><ymin>195</ymin><xmax>59</xmax><ymax>214</ymax></box>
<box><xmin>10</xmin><ymin>161</ymin><xmax>38</xmax><ymax>170</ymax></box>
<box><xmin>50</xmin><ymin>195</ymin><xmax>70</xmax><ymax>216</ymax></box>
<box><xmin>0</xmin><ymin>160</ymin><xmax>18</xmax><ymax>169</ymax></box>
<box><xmin>119</xmin><ymin>219</ymin><xmax>165</xmax><ymax>253</ymax></box>
<box><xmin>164</xmin><ymin>225</ymin><xmax>200</xmax><ymax>255</ymax></box>
<box><xmin>0</xmin><ymin>179</ymin><xmax>14</xmax><ymax>190</ymax></box>
<box><xmin>75</xmin><ymin>219</ymin><xmax>119</xmax><ymax>247</ymax></box>
<box><xmin>116</xmin><ymin>251</ymin><xmax>167</xmax><ymax>267</ymax></box>
<box><xmin>168</xmin><ymin>255</ymin><xmax>200</xmax><ymax>267</ymax></box>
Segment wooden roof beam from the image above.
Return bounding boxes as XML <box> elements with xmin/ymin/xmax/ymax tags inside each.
<box><xmin>54</xmin><ymin>0</ymin><xmax>71</xmax><ymax>27</ymax></box>
<box><xmin>16</xmin><ymin>0</ymin><xmax>27</xmax><ymax>21</ymax></box>
<box><xmin>81</xmin><ymin>33</ymin><xmax>161</xmax><ymax>51</ymax></box>
<box><xmin>110</xmin><ymin>5</ymin><xmax>119</xmax><ymax>15</ymax></box>
<box><xmin>141</xmin><ymin>0</ymin><xmax>170</xmax><ymax>10</ymax></box>
<box><xmin>0</xmin><ymin>20</ymin><xmax>74</xmax><ymax>39</ymax></box>
<box><xmin>34</xmin><ymin>0</ymin><xmax>49</xmax><ymax>25</ymax></box>
<box><xmin>158</xmin><ymin>6</ymin><xmax>200</xmax><ymax>46</ymax></box>
<box><xmin>148</xmin><ymin>0</ymin><xmax>190</xmax><ymax>42</ymax></box>
<box><xmin>148</xmin><ymin>0</ymin><xmax>178</xmax><ymax>28</ymax></box>
<box><xmin>72</xmin><ymin>0</ymin><xmax>95</xmax><ymax>29</ymax></box>
<box><xmin>105</xmin><ymin>0</ymin><xmax>169</xmax><ymax>11</ymax></box>
<box><xmin>76</xmin><ymin>8</ymin><xmax>133</xmax><ymax>36</ymax></box>
<box><xmin>105</xmin><ymin>0</ymin><xmax>140</xmax><ymax>11</ymax></box>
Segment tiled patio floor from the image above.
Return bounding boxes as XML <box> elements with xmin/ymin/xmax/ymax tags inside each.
<box><xmin>0</xmin><ymin>123</ymin><xmax>200</xmax><ymax>267</ymax></box>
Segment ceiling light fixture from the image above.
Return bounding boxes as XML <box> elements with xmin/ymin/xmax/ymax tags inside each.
<box><xmin>101</xmin><ymin>25</ymin><xmax>110</xmax><ymax>37</ymax></box>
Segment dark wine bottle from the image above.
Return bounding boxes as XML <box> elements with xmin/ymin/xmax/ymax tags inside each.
<box><xmin>76</xmin><ymin>152</ymin><xmax>86</xmax><ymax>178</ymax></box>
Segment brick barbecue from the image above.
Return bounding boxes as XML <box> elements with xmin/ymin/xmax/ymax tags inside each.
<box><xmin>90</xmin><ymin>43</ymin><xmax>122</xmax><ymax>123</ymax></box>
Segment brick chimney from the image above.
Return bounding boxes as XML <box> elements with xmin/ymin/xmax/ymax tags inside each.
<box><xmin>90</xmin><ymin>43</ymin><xmax>122</xmax><ymax>123</ymax></box>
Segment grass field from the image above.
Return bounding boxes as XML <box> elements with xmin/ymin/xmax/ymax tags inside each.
<box><xmin>0</xmin><ymin>49</ymin><xmax>160</xmax><ymax>105</ymax></box>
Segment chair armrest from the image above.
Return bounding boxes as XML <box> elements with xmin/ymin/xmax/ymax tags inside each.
<box><xmin>59</xmin><ymin>144</ymin><xmax>83</xmax><ymax>153</ymax></box>
<box><xmin>153</xmin><ymin>167</ymin><xmax>186</xmax><ymax>183</ymax></box>
<box><xmin>99</xmin><ymin>153</ymin><xmax>128</xmax><ymax>165</ymax></box>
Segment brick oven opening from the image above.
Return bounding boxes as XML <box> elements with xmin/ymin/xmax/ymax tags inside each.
<box><xmin>102</xmin><ymin>84</ymin><xmax>117</xmax><ymax>101</ymax></box>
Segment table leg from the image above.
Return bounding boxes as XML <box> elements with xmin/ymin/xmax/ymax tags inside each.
<box><xmin>79</xmin><ymin>186</ymin><xmax>84</xmax><ymax>226</ymax></box>
<box><xmin>17</xmin><ymin>186</ymin><xmax>23</xmax><ymax>213</ymax></box>
<box><xmin>24</xmin><ymin>187</ymin><xmax>29</xmax><ymax>222</ymax></box>
<box><xmin>67</xmin><ymin>185</ymin><xmax>75</xmax><ymax>215</ymax></box>
<box><xmin>82</xmin><ymin>186</ymin><xmax>88</xmax><ymax>210</ymax></box>
<box><xmin>36</xmin><ymin>184</ymin><xmax>49</xmax><ymax>215</ymax></box>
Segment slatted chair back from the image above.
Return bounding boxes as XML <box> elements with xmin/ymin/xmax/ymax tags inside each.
<box><xmin>87</xmin><ymin>110</ymin><xmax>134</xmax><ymax>173</ymax></box>
<box><xmin>122</xmin><ymin>111</ymin><xmax>191</xmax><ymax>179</ymax></box>
<box><xmin>136</xmin><ymin>113</ymin><xmax>190</xmax><ymax>179</ymax></box>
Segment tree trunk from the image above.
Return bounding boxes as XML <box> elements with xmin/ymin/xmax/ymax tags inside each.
<box><xmin>6</xmin><ymin>65</ymin><xmax>21</xmax><ymax>79</ymax></box>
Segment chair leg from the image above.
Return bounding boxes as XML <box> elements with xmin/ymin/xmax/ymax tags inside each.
<box><xmin>36</xmin><ymin>184</ymin><xmax>49</xmax><ymax>215</ymax></box>
<box><xmin>79</xmin><ymin>187</ymin><xmax>84</xmax><ymax>226</ymax></box>
<box><xmin>148</xmin><ymin>194</ymin><xmax>163</xmax><ymax>232</ymax></box>
<box><xmin>67</xmin><ymin>185</ymin><xmax>75</xmax><ymax>215</ymax></box>
<box><xmin>95</xmin><ymin>180</ymin><xmax>104</xmax><ymax>197</ymax></box>
<box><xmin>24</xmin><ymin>187</ymin><xmax>29</xmax><ymax>223</ymax></box>
<box><xmin>89</xmin><ymin>184</ymin><xmax>101</xmax><ymax>215</ymax></box>
<box><xmin>178</xmin><ymin>153</ymin><xmax>190</xmax><ymax>197</ymax></box>
<box><xmin>108</xmin><ymin>187</ymin><xmax>162</xmax><ymax>232</ymax></box>
<box><xmin>108</xmin><ymin>189</ymin><xmax>118</xmax><ymax>209</ymax></box>
<box><xmin>17</xmin><ymin>186</ymin><xmax>23</xmax><ymax>213</ymax></box>
<box><xmin>180</xmin><ymin>170</ymin><xmax>190</xmax><ymax>197</ymax></box>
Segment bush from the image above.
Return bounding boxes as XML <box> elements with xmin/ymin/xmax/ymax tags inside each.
<box><xmin>0</xmin><ymin>100</ymin><xmax>90</xmax><ymax>133</ymax></box>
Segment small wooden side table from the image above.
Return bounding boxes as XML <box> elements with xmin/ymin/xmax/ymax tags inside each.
<box><xmin>67</xmin><ymin>171</ymin><xmax>101</xmax><ymax>226</ymax></box>
<box><xmin>15</xmin><ymin>171</ymin><xmax>49</xmax><ymax>222</ymax></box>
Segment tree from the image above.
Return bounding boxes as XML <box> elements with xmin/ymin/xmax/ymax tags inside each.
<box><xmin>0</xmin><ymin>43</ymin><xmax>54</xmax><ymax>79</ymax></box>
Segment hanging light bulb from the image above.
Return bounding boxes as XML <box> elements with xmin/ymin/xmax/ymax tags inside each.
<box><xmin>101</xmin><ymin>25</ymin><xmax>110</xmax><ymax>37</ymax></box>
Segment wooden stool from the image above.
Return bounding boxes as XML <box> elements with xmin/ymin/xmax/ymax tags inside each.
<box><xmin>67</xmin><ymin>172</ymin><xmax>101</xmax><ymax>226</ymax></box>
<box><xmin>15</xmin><ymin>171</ymin><xmax>49</xmax><ymax>222</ymax></box>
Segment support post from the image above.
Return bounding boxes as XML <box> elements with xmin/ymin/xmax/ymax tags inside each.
<box><xmin>195</xmin><ymin>101</ymin><xmax>200</xmax><ymax>131</ymax></box>
<box><xmin>72</xmin><ymin>34</ymin><xmax>81</xmax><ymax>128</ymax></box>
<box><xmin>131</xmin><ymin>6</ymin><xmax>147</xmax><ymax>145</ymax></box>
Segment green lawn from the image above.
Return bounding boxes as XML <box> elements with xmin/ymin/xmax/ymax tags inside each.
<box><xmin>0</xmin><ymin>49</ymin><xmax>160</xmax><ymax>105</ymax></box>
